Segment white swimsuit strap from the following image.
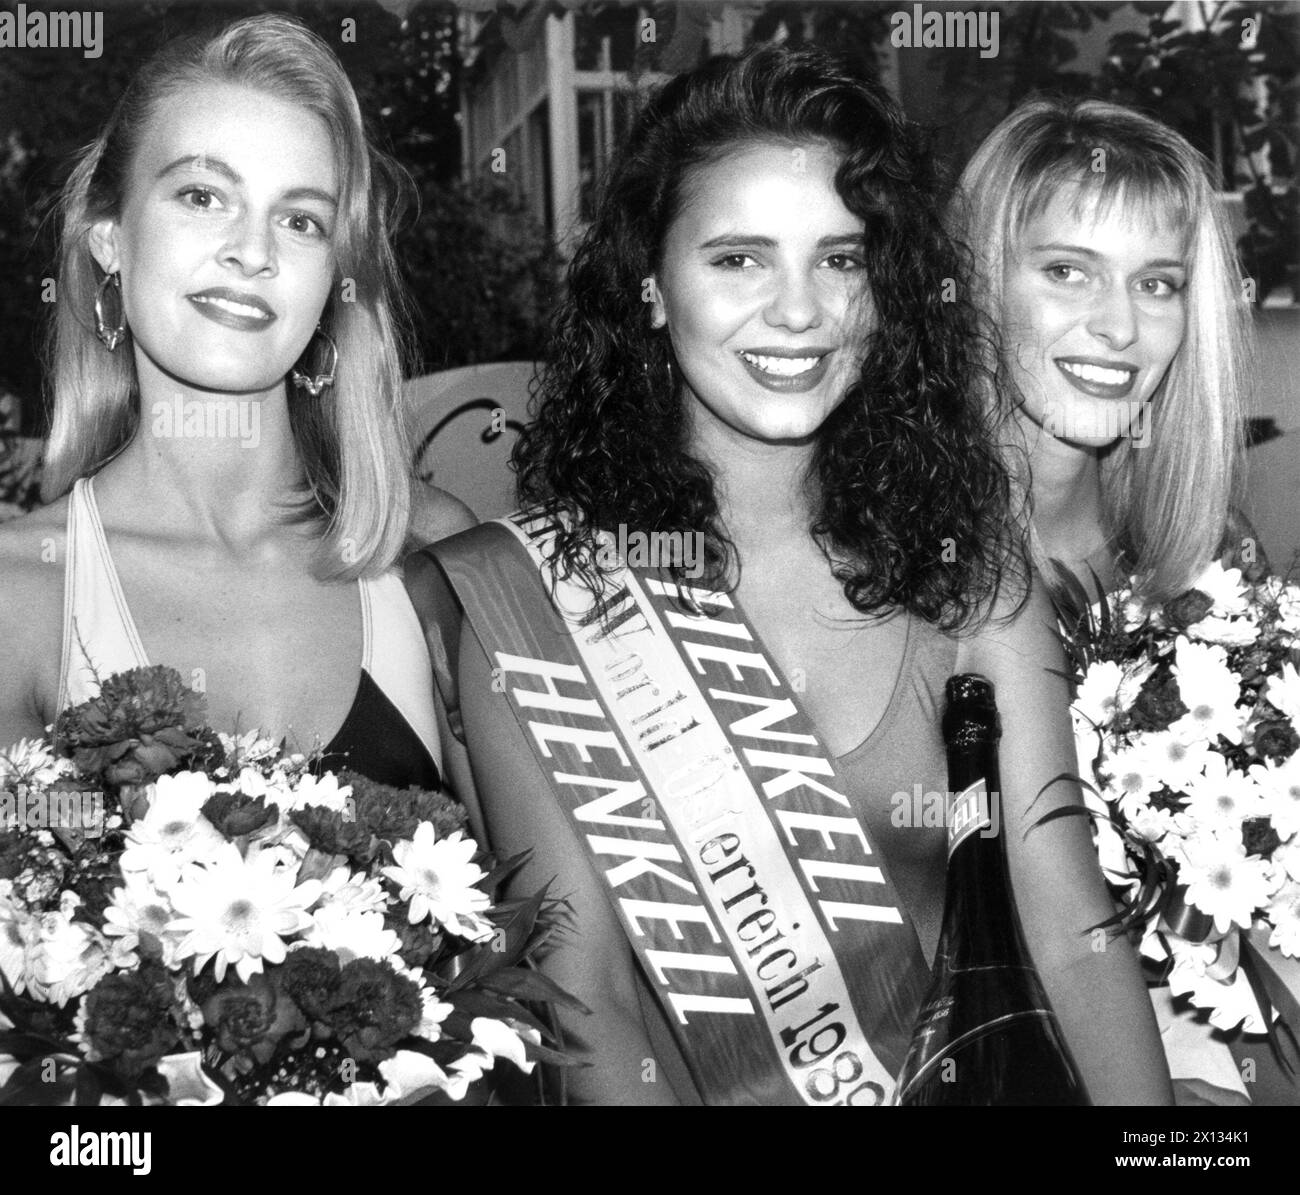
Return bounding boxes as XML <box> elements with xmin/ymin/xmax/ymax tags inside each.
<box><xmin>57</xmin><ymin>477</ymin><xmax>150</xmax><ymax>710</ymax></box>
<box><xmin>358</xmin><ymin>570</ymin><xmax>442</xmax><ymax>766</ymax></box>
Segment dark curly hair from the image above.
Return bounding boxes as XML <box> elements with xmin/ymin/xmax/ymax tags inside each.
<box><xmin>513</xmin><ymin>44</ymin><xmax>1026</xmax><ymax>631</ymax></box>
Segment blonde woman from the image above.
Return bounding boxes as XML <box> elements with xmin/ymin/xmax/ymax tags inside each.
<box><xmin>957</xmin><ymin>97</ymin><xmax>1290</xmax><ymax>1105</ymax></box>
<box><xmin>0</xmin><ymin>15</ymin><xmax>471</xmax><ymax>785</ymax></box>
<box><xmin>957</xmin><ymin>97</ymin><xmax>1251</xmax><ymax>602</ymax></box>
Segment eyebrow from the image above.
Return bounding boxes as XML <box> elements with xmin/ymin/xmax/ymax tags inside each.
<box><xmin>699</xmin><ymin>233</ymin><xmax>865</xmax><ymax>250</ymax></box>
<box><xmin>1026</xmin><ymin>242</ymin><xmax>1185</xmax><ymax>269</ymax></box>
<box><xmin>157</xmin><ymin>154</ymin><xmax>338</xmax><ymax>208</ymax></box>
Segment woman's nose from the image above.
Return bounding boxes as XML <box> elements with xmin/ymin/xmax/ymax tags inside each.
<box><xmin>220</xmin><ymin>214</ymin><xmax>277</xmax><ymax>277</ymax></box>
<box><xmin>763</xmin><ymin>269</ymin><xmax>823</xmax><ymax>333</ymax></box>
<box><xmin>1085</xmin><ymin>282</ymin><xmax>1138</xmax><ymax>350</ymax></box>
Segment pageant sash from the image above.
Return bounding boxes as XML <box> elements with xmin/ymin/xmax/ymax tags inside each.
<box><xmin>434</xmin><ymin>513</ymin><xmax>930</xmax><ymax>1105</ymax></box>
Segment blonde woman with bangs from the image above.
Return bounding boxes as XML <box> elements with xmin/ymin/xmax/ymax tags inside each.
<box><xmin>956</xmin><ymin>97</ymin><xmax>1292</xmax><ymax>1106</ymax></box>
<box><xmin>0</xmin><ymin>15</ymin><xmax>471</xmax><ymax>787</ymax></box>
<box><xmin>956</xmin><ymin>96</ymin><xmax>1251</xmax><ymax>602</ymax></box>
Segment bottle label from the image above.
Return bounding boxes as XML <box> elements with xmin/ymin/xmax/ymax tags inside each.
<box><xmin>947</xmin><ymin>778</ymin><xmax>994</xmax><ymax>856</ymax></box>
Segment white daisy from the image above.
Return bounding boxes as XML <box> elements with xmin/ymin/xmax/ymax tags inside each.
<box><xmin>0</xmin><ymin>894</ymin><xmax>34</xmax><ymax>996</ymax></box>
<box><xmin>1256</xmin><ymin>754</ymin><xmax>1300</xmax><ymax>840</ymax></box>
<box><xmin>1181</xmin><ymin>753</ymin><xmax>1269</xmax><ymax>835</ymax></box>
<box><xmin>119</xmin><ymin>772</ymin><xmax>225</xmax><ymax>886</ymax></box>
<box><xmin>1267</xmin><ymin>580</ymin><xmax>1300</xmax><ymax>643</ymax></box>
<box><xmin>1170</xmin><ymin>636</ymin><xmax>1246</xmax><ymax>744</ymax></box>
<box><xmin>303</xmin><ymin>904</ymin><xmax>401</xmax><ymax>965</ymax></box>
<box><xmin>1178</xmin><ymin>833</ymin><xmax>1278</xmax><ymax>934</ymax></box>
<box><xmin>1190</xmin><ymin>561</ymin><xmax>1250</xmax><ymax>618</ymax></box>
<box><xmin>415</xmin><ymin>986</ymin><xmax>454</xmax><ymax>1043</ymax></box>
<box><xmin>1074</xmin><ymin>659</ymin><xmax>1153</xmax><ymax>730</ymax></box>
<box><xmin>0</xmin><ymin>738</ymin><xmax>73</xmax><ymax>788</ymax></box>
<box><xmin>1102</xmin><ymin>740</ymin><xmax>1163</xmax><ymax>804</ymax></box>
<box><xmin>101</xmin><ymin>874</ymin><xmax>182</xmax><ymax>968</ymax></box>
<box><xmin>1263</xmin><ymin>662</ymin><xmax>1300</xmax><ymax>727</ymax></box>
<box><xmin>220</xmin><ymin>766</ymin><xmax>272</xmax><ymax>801</ymax></box>
<box><xmin>1266</xmin><ymin>881</ymin><xmax>1300</xmax><ymax>958</ymax></box>
<box><xmin>1117</xmin><ymin>789</ymin><xmax>1189</xmax><ymax>845</ymax></box>
<box><xmin>1184</xmin><ymin>613</ymin><xmax>1261</xmax><ymax>647</ymax></box>
<box><xmin>1274</xmin><ymin>835</ymin><xmax>1300</xmax><ymax>884</ymax></box>
<box><xmin>24</xmin><ymin>910</ymin><xmax>112</xmax><ymax>1007</ymax></box>
<box><xmin>318</xmin><ymin>867</ymin><xmax>389</xmax><ymax>917</ymax></box>
<box><xmin>383</xmin><ymin>823</ymin><xmax>494</xmax><ymax>942</ymax></box>
<box><xmin>169</xmin><ymin>842</ymin><xmax>322</xmax><ymax>983</ymax></box>
<box><xmin>280</xmin><ymin>771</ymin><xmax>353</xmax><ymax>815</ymax></box>
<box><xmin>1139</xmin><ymin>729</ymin><xmax>1214</xmax><ymax>793</ymax></box>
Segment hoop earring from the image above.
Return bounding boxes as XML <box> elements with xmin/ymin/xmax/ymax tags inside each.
<box><xmin>291</xmin><ymin>325</ymin><xmax>338</xmax><ymax>397</ymax></box>
<box><xmin>643</xmin><ymin>353</ymin><xmax>675</xmax><ymax>393</ymax></box>
<box><xmin>94</xmin><ymin>271</ymin><xmax>126</xmax><ymax>351</ymax></box>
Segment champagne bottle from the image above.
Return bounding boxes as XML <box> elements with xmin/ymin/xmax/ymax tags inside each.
<box><xmin>894</xmin><ymin>674</ymin><xmax>1089</xmax><ymax>1106</ymax></box>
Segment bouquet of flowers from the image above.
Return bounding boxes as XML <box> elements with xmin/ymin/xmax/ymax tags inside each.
<box><xmin>0</xmin><ymin>666</ymin><xmax>579</xmax><ymax>1105</ymax></box>
<box><xmin>1057</xmin><ymin>560</ymin><xmax>1300</xmax><ymax>1037</ymax></box>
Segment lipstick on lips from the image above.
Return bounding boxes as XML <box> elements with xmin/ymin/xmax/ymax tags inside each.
<box><xmin>1054</xmin><ymin>355</ymin><xmax>1139</xmax><ymax>400</ymax></box>
<box><xmin>187</xmin><ymin>287</ymin><xmax>278</xmax><ymax>333</ymax></box>
<box><xmin>738</xmin><ymin>346</ymin><xmax>835</xmax><ymax>394</ymax></box>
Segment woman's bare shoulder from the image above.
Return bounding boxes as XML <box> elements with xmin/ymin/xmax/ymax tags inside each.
<box><xmin>407</xmin><ymin>482</ymin><xmax>477</xmax><ymax>549</ymax></box>
<box><xmin>0</xmin><ymin>500</ymin><xmax>67</xmax><ymax>595</ymax></box>
<box><xmin>954</xmin><ymin>568</ymin><xmax>1062</xmax><ymax>683</ymax></box>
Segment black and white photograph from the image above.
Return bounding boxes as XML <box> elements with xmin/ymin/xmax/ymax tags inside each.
<box><xmin>0</xmin><ymin>0</ymin><xmax>1298</xmax><ymax>1148</ymax></box>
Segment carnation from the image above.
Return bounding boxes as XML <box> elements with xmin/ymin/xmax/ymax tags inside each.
<box><xmin>1128</xmin><ymin>668</ymin><xmax>1189</xmax><ymax>733</ymax></box>
<box><xmin>199</xmin><ymin>970</ymin><xmax>307</xmax><ymax>1066</ymax></box>
<box><xmin>289</xmin><ymin>805</ymin><xmax>374</xmax><ymax>864</ymax></box>
<box><xmin>53</xmin><ymin>666</ymin><xmax>211</xmax><ymax>786</ymax></box>
<box><xmin>1252</xmin><ymin>718</ymin><xmax>1300</xmax><ymax>764</ymax></box>
<box><xmin>343</xmin><ymin>771</ymin><xmax>467</xmax><ymax>845</ymax></box>
<box><xmin>278</xmin><ymin>946</ymin><xmax>342</xmax><ymax>1022</ymax></box>
<box><xmin>1163</xmin><ymin>588</ymin><xmax>1215</xmax><ymax>630</ymax></box>
<box><xmin>325</xmin><ymin>958</ymin><xmax>423</xmax><ymax>1064</ymax></box>
<box><xmin>77</xmin><ymin>962</ymin><xmax>179</xmax><ymax>1076</ymax></box>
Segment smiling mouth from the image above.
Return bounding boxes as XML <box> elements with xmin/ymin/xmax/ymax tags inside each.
<box><xmin>1057</xmin><ymin>360</ymin><xmax>1135</xmax><ymax>386</ymax></box>
<box><xmin>738</xmin><ymin>351</ymin><xmax>826</xmax><ymax>377</ymax></box>
<box><xmin>189</xmin><ymin>294</ymin><xmax>274</xmax><ymax>321</ymax></box>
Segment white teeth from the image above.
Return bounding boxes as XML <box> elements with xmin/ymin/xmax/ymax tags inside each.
<box><xmin>1060</xmin><ymin>361</ymin><xmax>1133</xmax><ymax>386</ymax></box>
<box><xmin>193</xmin><ymin>295</ymin><xmax>270</xmax><ymax>320</ymax></box>
<box><xmin>741</xmin><ymin>352</ymin><xmax>822</xmax><ymax>376</ymax></box>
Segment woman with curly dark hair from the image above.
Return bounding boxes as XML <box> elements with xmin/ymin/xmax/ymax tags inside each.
<box><xmin>408</xmin><ymin>45</ymin><xmax>1169</xmax><ymax>1105</ymax></box>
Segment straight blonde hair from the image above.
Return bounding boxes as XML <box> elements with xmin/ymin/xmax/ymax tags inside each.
<box><xmin>43</xmin><ymin>14</ymin><xmax>414</xmax><ymax>580</ymax></box>
<box><xmin>955</xmin><ymin>97</ymin><xmax>1253</xmax><ymax>601</ymax></box>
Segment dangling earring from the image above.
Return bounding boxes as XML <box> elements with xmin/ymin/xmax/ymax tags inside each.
<box><xmin>291</xmin><ymin>325</ymin><xmax>338</xmax><ymax>397</ymax></box>
<box><xmin>645</xmin><ymin>355</ymin><xmax>675</xmax><ymax>393</ymax></box>
<box><xmin>94</xmin><ymin>271</ymin><xmax>126</xmax><ymax>351</ymax></box>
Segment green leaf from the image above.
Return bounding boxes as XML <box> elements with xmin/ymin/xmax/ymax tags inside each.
<box><xmin>449</xmin><ymin>883</ymin><xmax>553</xmax><ymax>990</ymax></box>
<box><xmin>522</xmin><ymin>1037</ymin><xmax>586</xmax><ymax>1068</ymax></box>
<box><xmin>444</xmin><ymin>988</ymin><xmax>553</xmax><ymax>1038</ymax></box>
<box><xmin>478</xmin><ymin>966</ymin><xmax>592</xmax><ymax>1014</ymax></box>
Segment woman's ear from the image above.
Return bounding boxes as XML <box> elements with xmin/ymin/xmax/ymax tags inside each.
<box><xmin>646</xmin><ymin>275</ymin><xmax>667</xmax><ymax>330</ymax></box>
<box><xmin>87</xmin><ymin>218</ymin><xmax>120</xmax><ymax>275</ymax></box>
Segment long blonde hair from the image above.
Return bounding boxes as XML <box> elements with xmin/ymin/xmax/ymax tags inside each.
<box><xmin>43</xmin><ymin>14</ymin><xmax>414</xmax><ymax>580</ymax></box>
<box><xmin>955</xmin><ymin>96</ymin><xmax>1252</xmax><ymax>601</ymax></box>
